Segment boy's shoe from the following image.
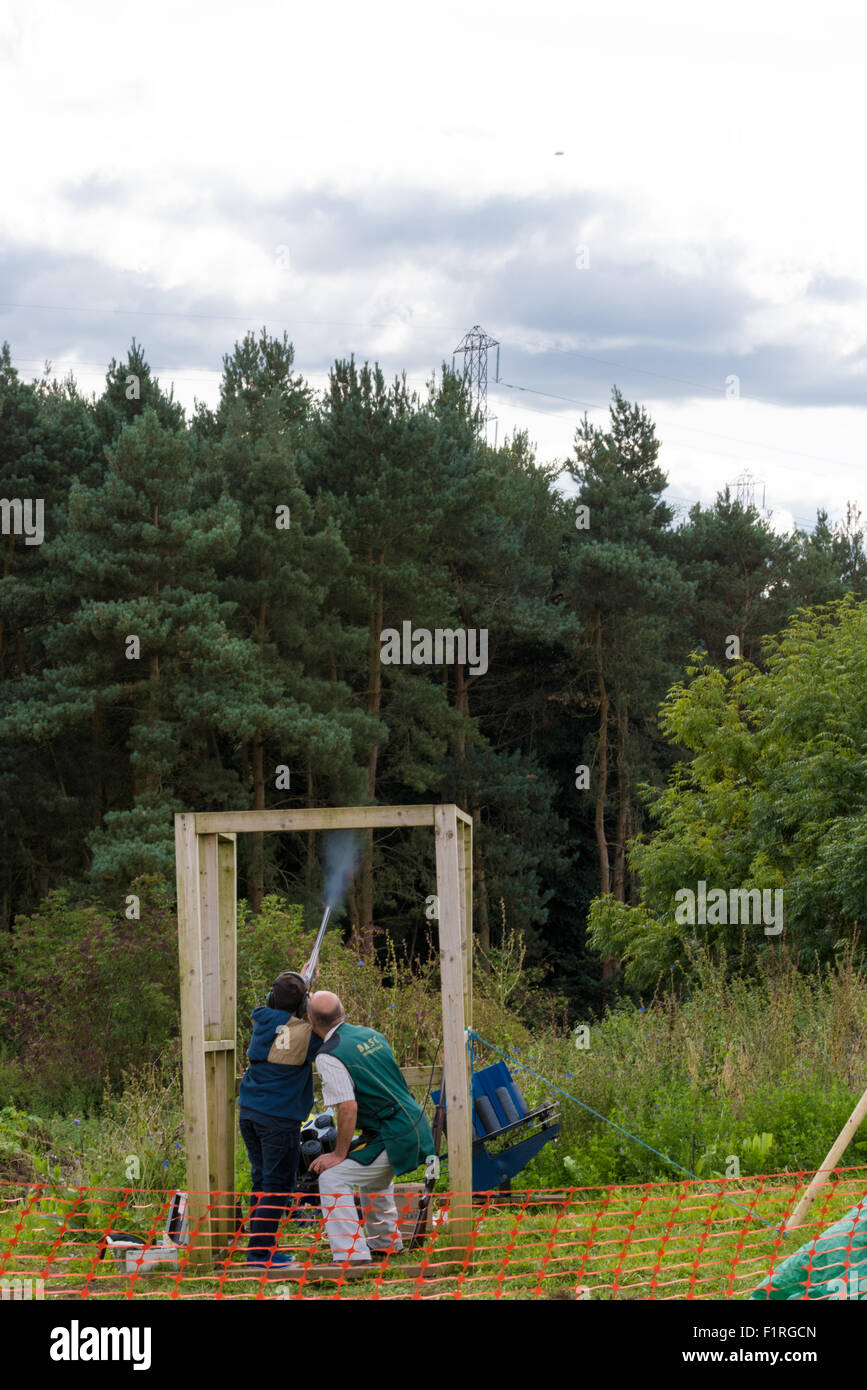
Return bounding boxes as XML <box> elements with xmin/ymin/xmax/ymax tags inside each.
<box><xmin>245</xmin><ymin>1251</ymin><xmax>296</xmax><ymax>1268</ymax></box>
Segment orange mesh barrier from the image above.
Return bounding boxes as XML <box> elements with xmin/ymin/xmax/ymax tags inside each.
<box><xmin>1</xmin><ymin>1167</ymin><xmax>865</xmax><ymax>1301</ymax></box>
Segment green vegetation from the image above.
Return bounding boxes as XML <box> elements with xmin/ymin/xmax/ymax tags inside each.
<box><xmin>2</xmin><ymin>336</ymin><xmax>866</xmax><ymax>1011</ymax></box>
<box><xmin>3</xmin><ymin>332</ymin><xmax>867</xmax><ymax>1298</ymax></box>
<box><xmin>2</xmin><ymin>916</ymin><xmax>865</xmax><ymax>1300</ymax></box>
<box><xmin>589</xmin><ymin>598</ymin><xmax>867</xmax><ymax>983</ymax></box>
<box><xmin>2</xmin><ymin>928</ymin><xmax>864</xmax><ymax>1196</ymax></box>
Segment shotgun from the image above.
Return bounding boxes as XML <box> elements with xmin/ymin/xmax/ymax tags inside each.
<box><xmin>302</xmin><ymin>903</ymin><xmax>332</xmax><ymax>987</ymax></box>
<box><xmin>288</xmin><ymin>904</ymin><xmax>333</xmax><ymax>1018</ymax></box>
<box><xmin>408</xmin><ymin>1066</ymin><xmax>446</xmax><ymax>1251</ymax></box>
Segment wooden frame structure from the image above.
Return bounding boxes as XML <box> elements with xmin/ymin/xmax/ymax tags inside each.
<box><xmin>174</xmin><ymin>804</ymin><xmax>473</xmax><ymax>1268</ymax></box>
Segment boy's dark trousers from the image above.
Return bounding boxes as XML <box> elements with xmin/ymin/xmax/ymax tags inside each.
<box><xmin>239</xmin><ymin>1109</ymin><xmax>302</xmax><ymax>1258</ymax></box>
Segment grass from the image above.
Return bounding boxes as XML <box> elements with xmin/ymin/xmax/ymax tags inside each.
<box><xmin>3</xmin><ymin>934</ymin><xmax>867</xmax><ymax>1299</ymax></box>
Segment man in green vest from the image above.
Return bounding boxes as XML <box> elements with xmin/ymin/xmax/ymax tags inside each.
<box><xmin>308</xmin><ymin>990</ymin><xmax>434</xmax><ymax>1265</ymax></box>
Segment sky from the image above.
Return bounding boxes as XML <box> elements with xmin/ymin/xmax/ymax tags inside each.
<box><xmin>1</xmin><ymin>0</ymin><xmax>866</xmax><ymax>535</ymax></box>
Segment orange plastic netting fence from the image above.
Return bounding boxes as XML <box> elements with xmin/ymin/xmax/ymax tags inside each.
<box><xmin>2</xmin><ymin>1168</ymin><xmax>866</xmax><ymax>1301</ymax></box>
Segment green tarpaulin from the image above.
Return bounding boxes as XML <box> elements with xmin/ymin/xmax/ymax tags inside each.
<box><xmin>750</xmin><ymin>1200</ymin><xmax>867</xmax><ymax>1300</ymax></box>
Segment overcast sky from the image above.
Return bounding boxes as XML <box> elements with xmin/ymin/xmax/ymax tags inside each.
<box><xmin>2</xmin><ymin>0</ymin><xmax>865</xmax><ymax>534</ymax></box>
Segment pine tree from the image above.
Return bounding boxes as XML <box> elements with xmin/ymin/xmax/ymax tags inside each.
<box><xmin>788</xmin><ymin>504</ymin><xmax>867</xmax><ymax>606</ymax></box>
<box><xmin>0</xmin><ymin>349</ymin><xmax>104</xmax><ymax>919</ymax></box>
<box><xmin>194</xmin><ymin>330</ymin><xmax>370</xmax><ymax>910</ymax></box>
<box><xmin>4</xmin><ymin>407</ymin><xmax>269</xmax><ymax>883</ymax></box>
<box><xmin>423</xmin><ymin>373</ymin><xmax>578</xmax><ymax>953</ymax></box>
<box><xmin>674</xmin><ymin>490</ymin><xmax>797</xmax><ymax>665</ymax></box>
<box><xmin>94</xmin><ymin>340</ymin><xmax>185</xmax><ymax>443</ymax></box>
<box><xmin>562</xmin><ymin>389</ymin><xmax>693</xmax><ymax>982</ymax></box>
<box><xmin>298</xmin><ymin>359</ymin><xmax>455</xmax><ymax>939</ymax></box>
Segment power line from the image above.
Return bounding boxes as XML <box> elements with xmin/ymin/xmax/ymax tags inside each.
<box><xmin>487</xmin><ymin>385</ymin><xmax>856</xmax><ymax>499</ymax></box>
<box><xmin>13</xmin><ymin>349</ymin><xmax>863</xmax><ymax>482</ymax></box>
<box><xmin>493</xmin><ymin>379</ymin><xmax>865</xmax><ymax>479</ymax></box>
<box><xmin>665</xmin><ymin>493</ymin><xmax>825</xmax><ymax>530</ymax></box>
<box><xmin>1</xmin><ymin>353</ymin><xmax>845</xmax><ymax>532</ymax></box>
<box><xmin>6</xmin><ymin>291</ymin><xmax>865</xmax><ymax>426</ymax></box>
<box><xmin>5</xmin><ymin>332</ymin><xmax>865</xmax><ymax>493</ymax></box>
<box><xmin>514</xmin><ymin>337</ymin><xmax>867</xmax><ymax>425</ymax></box>
<box><xmin>527</xmin><ymin>340</ymin><xmax>732</xmax><ymax>396</ymax></box>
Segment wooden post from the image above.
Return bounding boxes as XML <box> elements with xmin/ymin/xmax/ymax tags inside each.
<box><xmin>175</xmin><ymin>813</ymin><xmax>212</xmax><ymax>1268</ymax></box>
<box><xmin>457</xmin><ymin>816</ymin><xmax>473</xmax><ymax>1031</ymax></box>
<box><xmin>210</xmin><ymin>834</ymin><xmax>236</xmax><ymax>1247</ymax></box>
<box><xmin>435</xmin><ymin>804</ymin><xmax>473</xmax><ymax>1264</ymax></box>
<box><xmin>785</xmin><ymin>1083</ymin><xmax>867</xmax><ymax>1232</ymax></box>
<box><xmin>199</xmin><ymin>832</ymin><xmax>221</xmax><ymax>1260</ymax></box>
<box><xmin>217</xmin><ymin>833</ymin><xmax>237</xmax><ymax>1222</ymax></box>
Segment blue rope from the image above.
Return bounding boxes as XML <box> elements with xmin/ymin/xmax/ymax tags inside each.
<box><xmin>467</xmin><ymin>1028</ymin><xmax>778</xmax><ymax>1230</ymax></box>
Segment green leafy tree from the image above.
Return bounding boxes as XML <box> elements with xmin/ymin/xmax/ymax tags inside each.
<box><xmin>588</xmin><ymin>597</ymin><xmax>867</xmax><ymax>983</ymax></box>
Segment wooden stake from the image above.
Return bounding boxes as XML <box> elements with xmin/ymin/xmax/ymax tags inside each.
<box><xmin>214</xmin><ymin>833</ymin><xmax>237</xmax><ymax>1247</ymax></box>
<box><xmin>435</xmin><ymin>804</ymin><xmax>474</xmax><ymax>1263</ymax></box>
<box><xmin>458</xmin><ymin>818</ymin><xmax>473</xmax><ymax>1032</ymax></box>
<box><xmin>785</xmin><ymin>1082</ymin><xmax>867</xmax><ymax>1232</ymax></box>
<box><xmin>175</xmin><ymin>813</ymin><xmax>211</xmax><ymax>1269</ymax></box>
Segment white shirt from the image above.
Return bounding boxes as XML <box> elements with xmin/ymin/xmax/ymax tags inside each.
<box><xmin>315</xmin><ymin>1023</ymin><xmax>356</xmax><ymax>1108</ymax></box>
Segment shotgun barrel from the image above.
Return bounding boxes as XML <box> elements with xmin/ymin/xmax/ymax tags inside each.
<box><xmin>303</xmin><ymin>903</ymin><xmax>332</xmax><ymax>985</ymax></box>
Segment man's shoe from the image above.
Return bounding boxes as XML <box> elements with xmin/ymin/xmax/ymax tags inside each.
<box><xmin>245</xmin><ymin>1251</ymin><xmax>296</xmax><ymax>1268</ymax></box>
<box><xmin>370</xmin><ymin>1248</ymin><xmax>403</xmax><ymax>1262</ymax></box>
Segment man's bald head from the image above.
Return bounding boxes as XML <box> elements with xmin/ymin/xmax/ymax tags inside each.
<box><xmin>308</xmin><ymin>990</ymin><xmax>345</xmax><ymax>1037</ymax></box>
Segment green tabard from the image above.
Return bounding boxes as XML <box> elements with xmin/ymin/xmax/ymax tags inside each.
<box><xmin>321</xmin><ymin>1022</ymin><xmax>434</xmax><ymax>1174</ymax></box>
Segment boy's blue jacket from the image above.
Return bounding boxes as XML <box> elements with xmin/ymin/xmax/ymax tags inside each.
<box><xmin>237</xmin><ymin>1006</ymin><xmax>322</xmax><ymax>1121</ymax></box>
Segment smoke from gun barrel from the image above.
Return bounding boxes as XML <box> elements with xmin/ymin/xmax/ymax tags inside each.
<box><xmin>302</xmin><ymin>831</ymin><xmax>362</xmax><ymax>987</ymax></box>
<box><xmin>303</xmin><ymin>903</ymin><xmax>332</xmax><ymax>984</ymax></box>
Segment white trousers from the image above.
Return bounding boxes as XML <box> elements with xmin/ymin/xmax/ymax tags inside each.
<box><xmin>318</xmin><ymin>1149</ymin><xmax>403</xmax><ymax>1263</ymax></box>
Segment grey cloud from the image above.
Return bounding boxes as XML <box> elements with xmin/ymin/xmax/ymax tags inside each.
<box><xmin>219</xmin><ymin>184</ymin><xmax>867</xmax><ymax>411</ymax></box>
<box><xmin>10</xmin><ymin>180</ymin><xmax>867</xmax><ymax>419</ymax></box>
<box><xmin>804</xmin><ymin>272</ymin><xmax>865</xmax><ymax>302</ymax></box>
<box><xmin>60</xmin><ymin>176</ymin><xmax>131</xmax><ymax>209</ymax></box>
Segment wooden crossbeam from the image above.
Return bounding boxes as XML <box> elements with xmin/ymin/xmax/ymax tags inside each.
<box><xmin>195</xmin><ymin>805</ymin><xmax>473</xmax><ymax>833</ymax></box>
<box><xmin>195</xmin><ymin>806</ymin><xmax>435</xmax><ymax>834</ymax></box>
